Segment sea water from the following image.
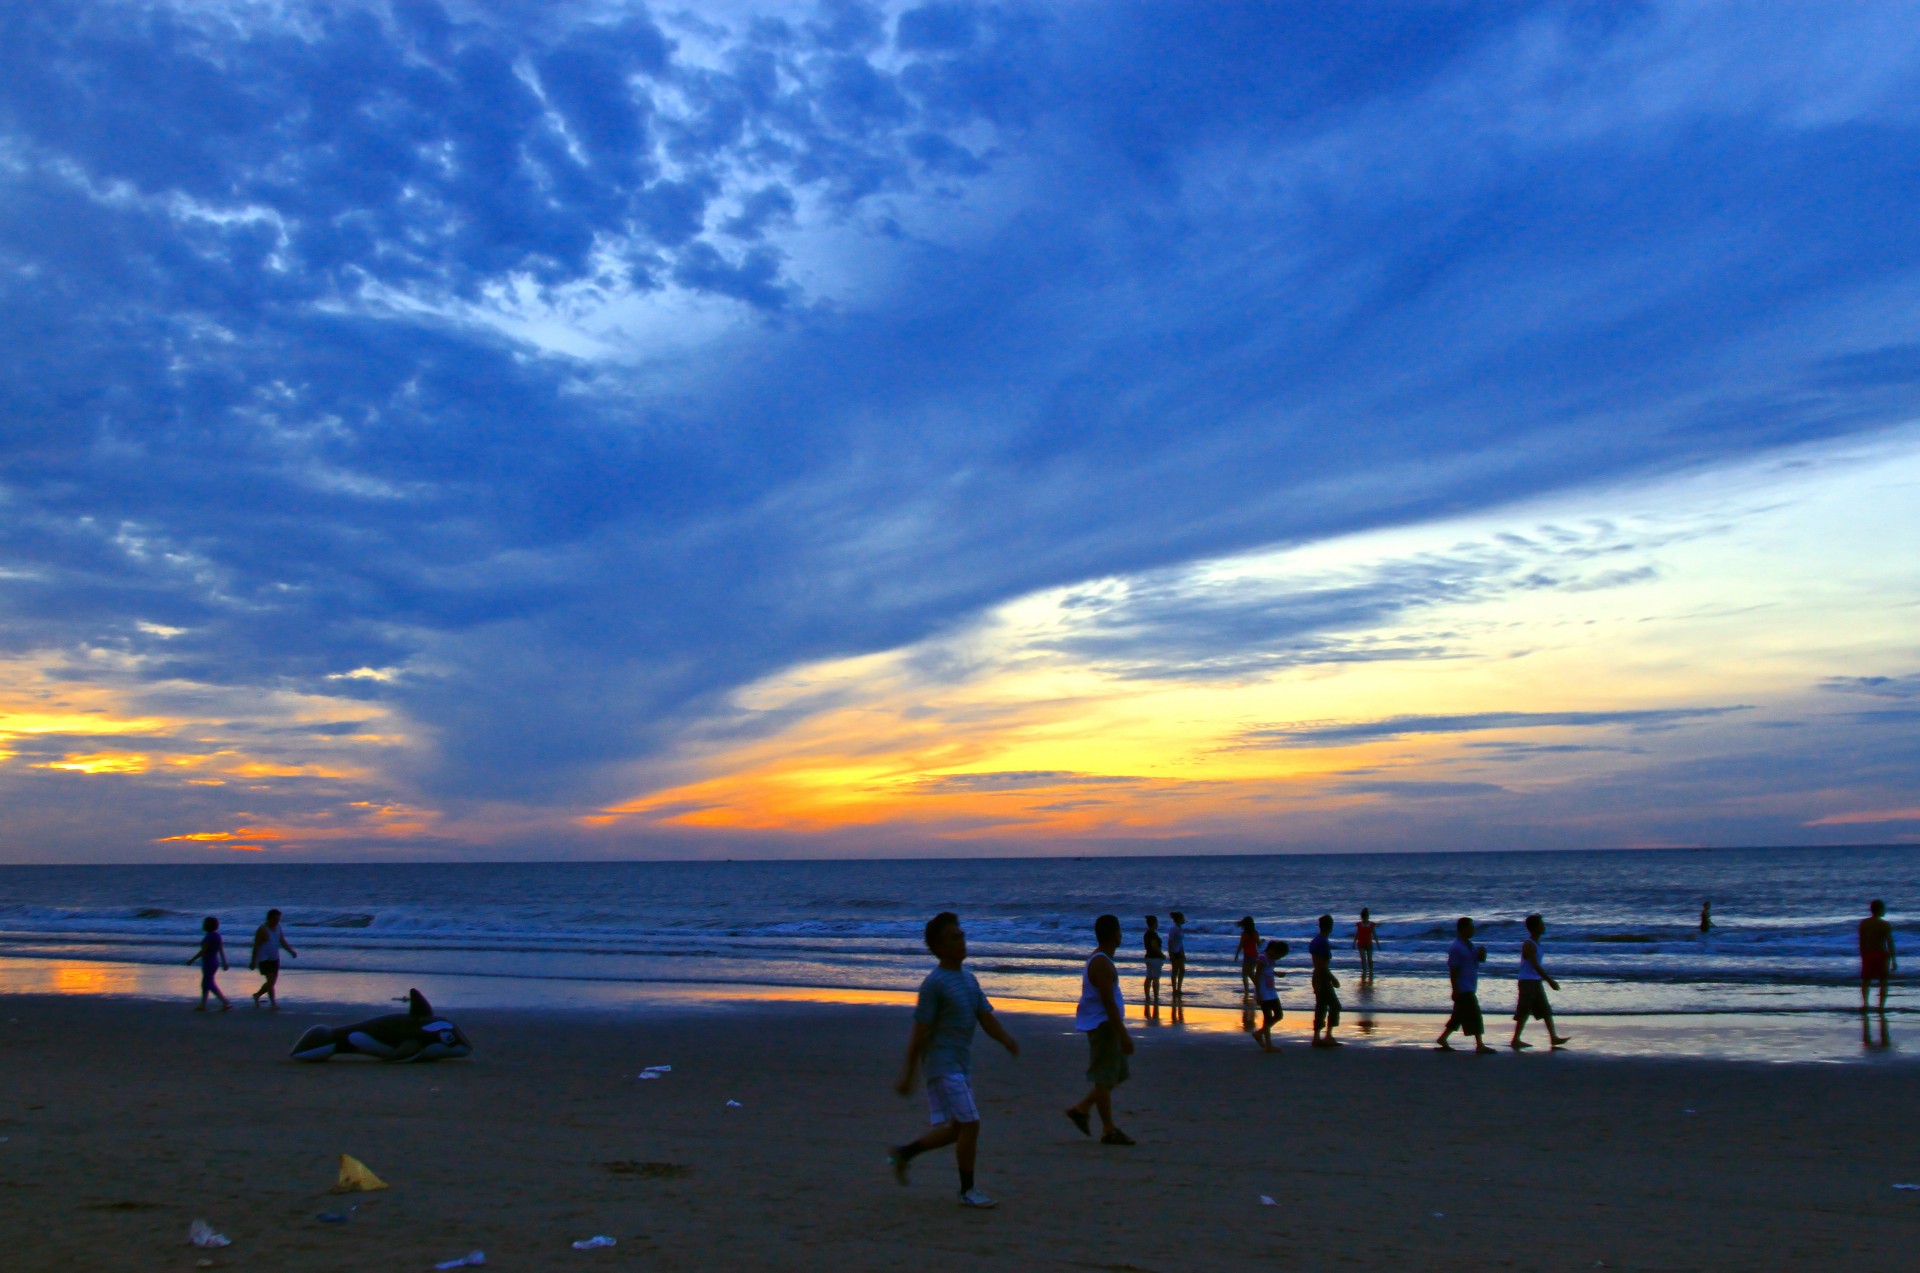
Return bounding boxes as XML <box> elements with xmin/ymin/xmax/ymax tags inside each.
<box><xmin>0</xmin><ymin>845</ymin><xmax>1912</xmax><ymax>1018</ymax></box>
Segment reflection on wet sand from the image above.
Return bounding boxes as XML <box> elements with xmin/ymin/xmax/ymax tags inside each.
<box><xmin>0</xmin><ymin>956</ymin><xmax>1911</xmax><ymax>1063</ymax></box>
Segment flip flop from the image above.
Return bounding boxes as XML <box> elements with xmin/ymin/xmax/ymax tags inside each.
<box><xmin>1065</xmin><ymin>1109</ymin><xmax>1091</xmax><ymax>1137</ymax></box>
<box><xmin>1100</xmin><ymin>1128</ymin><xmax>1136</xmax><ymax>1146</ymax></box>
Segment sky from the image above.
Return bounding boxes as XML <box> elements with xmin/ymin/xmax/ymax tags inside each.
<box><xmin>1</xmin><ymin>0</ymin><xmax>1917</xmax><ymax>863</ymax></box>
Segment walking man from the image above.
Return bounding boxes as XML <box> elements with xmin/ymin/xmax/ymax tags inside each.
<box><xmin>1436</xmin><ymin>916</ymin><xmax>1493</xmax><ymax>1053</ymax></box>
<box><xmin>1509</xmin><ymin>913</ymin><xmax>1571</xmax><ymax>1050</ymax></box>
<box><xmin>890</xmin><ymin>911</ymin><xmax>1020</xmax><ymax>1208</ymax></box>
<box><xmin>249</xmin><ymin>908</ymin><xmax>298</xmax><ymax>1009</ymax></box>
<box><xmin>1066</xmin><ymin>914</ymin><xmax>1136</xmax><ymax>1146</ymax></box>
<box><xmin>1861</xmin><ymin>899</ymin><xmax>1898</xmax><ymax>1010</ymax></box>
<box><xmin>1309</xmin><ymin>914</ymin><xmax>1343</xmax><ymax>1047</ymax></box>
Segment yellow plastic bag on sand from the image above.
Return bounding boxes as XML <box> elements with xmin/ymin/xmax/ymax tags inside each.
<box><xmin>331</xmin><ymin>1154</ymin><xmax>389</xmax><ymax>1193</ymax></box>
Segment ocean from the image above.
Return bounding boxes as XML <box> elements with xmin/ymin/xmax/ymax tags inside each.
<box><xmin>0</xmin><ymin>845</ymin><xmax>1911</xmax><ymax>1018</ymax></box>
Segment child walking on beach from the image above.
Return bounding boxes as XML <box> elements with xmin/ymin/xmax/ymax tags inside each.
<box><xmin>1066</xmin><ymin>914</ymin><xmax>1136</xmax><ymax>1145</ymax></box>
<box><xmin>890</xmin><ymin>911</ymin><xmax>1020</xmax><ymax>1209</ymax></box>
<box><xmin>249</xmin><ymin>908</ymin><xmax>298</xmax><ymax>1009</ymax></box>
<box><xmin>1309</xmin><ymin>914</ymin><xmax>1342</xmax><ymax>1047</ymax></box>
<box><xmin>190</xmin><ymin>916</ymin><xmax>229</xmax><ymax>1011</ymax></box>
<box><xmin>1510</xmin><ymin>913</ymin><xmax>1571</xmax><ymax>1050</ymax></box>
<box><xmin>1251</xmin><ymin>939</ymin><xmax>1287</xmax><ymax>1051</ymax></box>
<box><xmin>1143</xmin><ymin>915</ymin><xmax>1165</xmax><ymax>1007</ymax></box>
<box><xmin>1435</xmin><ymin>917</ymin><xmax>1491</xmax><ymax>1053</ymax></box>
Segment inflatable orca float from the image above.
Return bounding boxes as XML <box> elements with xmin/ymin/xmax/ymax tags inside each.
<box><xmin>291</xmin><ymin>989</ymin><xmax>473</xmax><ymax>1063</ymax></box>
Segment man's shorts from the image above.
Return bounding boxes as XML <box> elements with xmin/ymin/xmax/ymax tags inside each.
<box><xmin>1449</xmin><ymin>991</ymin><xmax>1484</xmax><ymax>1036</ymax></box>
<box><xmin>1258</xmin><ymin>997</ymin><xmax>1282</xmax><ymax>1016</ymax></box>
<box><xmin>926</xmin><ymin>1073</ymin><xmax>980</xmax><ymax>1125</ymax></box>
<box><xmin>1085</xmin><ymin>1022</ymin><xmax>1131</xmax><ymax>1090</ymax></box>
<box><xmin>257</xmin><ymin>959</ymin><xmax>280</xmax><ymax>978</ymax></box>
<box><xmin>1145</xmin><ymin>957</ymin><xmax>1165</xmax><ymax>976</ymax></box>
<box><xmin>1514</xmin><ymin>980</ymin><xmax>1551</xmax><ymax>1022</ymax></box>
<box><xmin>1863</xmin><ymin>951</ymin><xmax>1891</xmax><ymax>980</ymax></box>
<box><xmin>1313</xmin><ymin>978</ymin><xmax>1341</xmax><ymax>1030</ymax></box>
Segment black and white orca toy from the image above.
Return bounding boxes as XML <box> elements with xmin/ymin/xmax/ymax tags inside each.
<box><xmin>290</xmin><ymin>989</ymin><xmax>473</xmax><ymax>1062</ymax></box>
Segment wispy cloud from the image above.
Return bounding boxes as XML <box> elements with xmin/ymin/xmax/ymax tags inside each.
<box><xmin>1233</xmin><ymin>708</ymin><xmax>1749</xmax><ymax>750</ymax></box>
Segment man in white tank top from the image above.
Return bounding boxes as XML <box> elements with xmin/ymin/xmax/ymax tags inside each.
<box><xmin>1064</xmin><ymin>914</ymin><xmax>1136</xmax><ymax>1146</ymax></box>
<box><xmin>1509</xmin><ymin>913</ymin><xmax>1571</xmax><ymax>1050</ymax></box>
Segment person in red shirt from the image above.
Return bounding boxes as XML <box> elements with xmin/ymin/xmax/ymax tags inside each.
<box><xmin>1352</xmin><ymin>908</ymin><xmax>1380</xmax><ymax>980</ymax></box>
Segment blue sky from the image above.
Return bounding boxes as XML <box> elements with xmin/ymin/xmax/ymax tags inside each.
<box><xmin>1</xmin><ymin>0</ymin><xmax>1917</xmax><ymax>861</ymax></box>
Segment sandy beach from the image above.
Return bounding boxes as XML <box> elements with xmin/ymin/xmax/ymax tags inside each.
<box><xmin>2</xmin><ymin>992</ymin><xmax>1918</xmax><ymax>1272</ymax></box>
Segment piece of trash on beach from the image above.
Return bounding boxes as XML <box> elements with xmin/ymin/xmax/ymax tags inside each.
<box><xmin>1893</xmin><ymin>1183</ymin><xmax>1920</xmax><ymax>1190</ymax></box>
<box><xmin>643</xmin><ymin>1065</ymin><xmax>672</xmax><ymax>1073</ymax></box>
<box><xmin>1682</xmin><ymin>1109</ymin><xmax>1696</xmax><ymax>1115</ymax></box>
<box><xmin>195</xmin><ymin>1260</ymin><xmax>213</xmax><ymax>1269</ymax></box>
<box><xmin>188</xmin><ymin>1220</ymin><xmax>231</xmax><ymax>1248</ymax></box>
<box><xmin>726</xmin><ymin>1099</ymin><xmax>743</xmax><ymax>1108</ymax></box>
<box><xmin>637</xmin><ymin>1072</ymin><xmax>662</xmax><ymax>1080</ymax></box>
<box><xmin>317</xmin><ymin>1210</ymin><xmax>353</xmax><ymax>1223</ymax></box>
<box><xmin>572</xmin><ymin>1236</ymin><xmax>618</xmax><ymax>1249</ymax></box>
<box><xmin>1258</xmin><ymin>1195</ymin><xmax>1276</xmax><ymax>1207</ymax></box>
<box><xmin>434</xmin><ymin>1251</ymin><xmax>486</xmax><ymax>1269</ymax></box>
<box><xmin>332</xmin><ymin>1153</ymin><xmax>389</xmax><ymax>1193</ymax></box>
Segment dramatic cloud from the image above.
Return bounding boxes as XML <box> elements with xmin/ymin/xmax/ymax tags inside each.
<box><xmin>3</xmin><ymin>1</ymin><xmax>1920</xmax><ymax>858</ymax></box>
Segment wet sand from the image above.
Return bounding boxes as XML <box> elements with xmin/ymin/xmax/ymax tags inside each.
<box><xmin>2</xmin><ymin>992</ymin><xmax>1918</xmax><ymax>1271</ymax></box>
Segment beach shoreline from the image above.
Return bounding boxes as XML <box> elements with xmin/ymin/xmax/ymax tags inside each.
<box><xmin>3</xmin><ymin>992</ymin><xmax>1920</xmax><ymax>1271</ymax></box>
<box><xmin>1</xmin><ymin>953</ymin><xmax>1912</xmax><ymax>1065</ymax></box>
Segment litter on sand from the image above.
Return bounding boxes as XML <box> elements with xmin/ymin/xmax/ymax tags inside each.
<box><xmin>637</xmin><ymin>1072</ymin><xmax>663</xmax><ymax>1080</ymax></box>
<box><xmin>434</xmin><ymin>1252</ymin><xmax>486</xmax><ymax>1269</ymax></box>
<box><xmin>643</xmin><ymin>1065</ymin><xmax>671</xmax><ymax>1073</ymax></box>
<box><xmin>332</xmin><ymin>1154</ymin><xmax>389</xmax><ymax>1193</ymax></box>
<box><xmin>187</xmin><ymin>1220</ymin><xmax>231</xmax><ymax>1248</ymax></box>
<box><xmin>1259</xmin><ymin>1196</ymin><xmax>1277</xmax><ymax>1207</ymax></box>
<box><xmin>726</xmin><ymin>1099</ymin><xmax>743</xmax><ymax>1108</ymax></box>
<box><xmin>572</xmin><ymin>1236</ymin><xmax>618</xmax><ymax>1249</ymax></box>
<box><xmin>1893</xmin><ymin>1183</ymin><xmax>1920</xmax><ymax>1190</ymax></box>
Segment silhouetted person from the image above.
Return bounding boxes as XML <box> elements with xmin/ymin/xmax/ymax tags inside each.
<box><xmin>1436</xmin><ymin>916</ymin><xmax>1491</xmax><ymax>1053</ymax></box>
<box><xmin>1353</xmin><ymin>907</ymin><xmax>1380</xmax><ymax>980</ymax></box>
<box><xmin>1700</xmin><ymin>899</ymin><xmax>1713</xmax><ymax>933</ymax></box>
<box><xmin>1167</xmin><ymin>911</ymin><xmax>1188</xmax><ymax>996</ymax></box>
<box><xmin>1509</xmin><ymin>913</ymin><xmax>1571</xmax><ymax>1050</ymax></box>
<box><xmin>1251</xmin><ymin>939</ymin><xmax>1287</xmax><ymax>1051</ymax></box>
<box><xmin>1066</xmin><ymin>914</ymin><xmax>1136</xmax><ymax>1145</ymax></box>
<box><xmin>890</xmin><ymin>911</ymin><xmax>1019</xmax><ymax>1209</ymax></box>
<box><xmin>1236</xmin><ymin>916</ymin><xmax>1261</xmax><ymax>993</ymax></box>
<box><xmin>249</xmin><ymin>908</ymin><xmax>297</xmax><ymax>1009</ymax></box>
<box><xmin>1142</xmin><ymin>915</ymin><xmax>1165</xmax><ymax>1007</ymax></box>
<box><xmin>1309</xmin><ymin>913</ymin><xmax>1343</xmax><ymax>1047</ymax></box>
<box><xmin>1860</xmin><ymin>899</ymin><xmax>1897</xmax><ymax>1010</ymax></box>
<box><xmin>190</xmin><ymin>916</ymin><xmax>229</xmax><ymax>1011</ymax></box>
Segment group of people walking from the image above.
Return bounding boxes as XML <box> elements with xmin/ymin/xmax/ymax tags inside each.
<box><xmin>887</xmin><ymin>900</ymin><xmax>1901</xmax><ymax>1209</ymax></box>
